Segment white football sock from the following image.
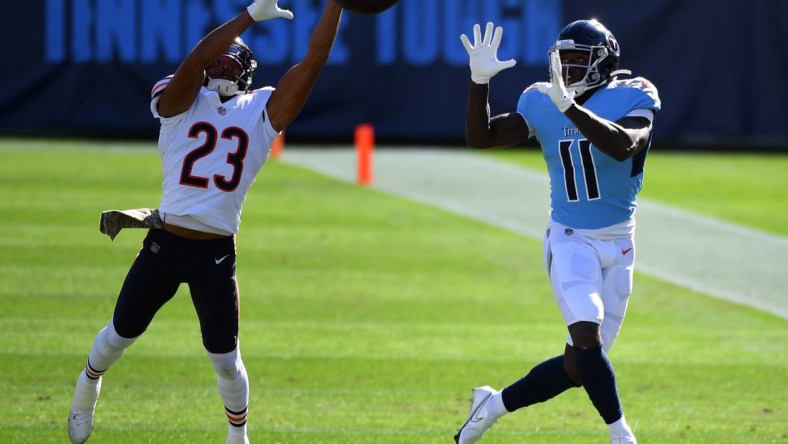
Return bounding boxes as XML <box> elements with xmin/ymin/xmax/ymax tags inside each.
<box><xmin>71</xmin><ymin>371</ymin><xmax>102</xmax><ymax>412</ymax></box>
<box><xmin>486</xmin><ymin>391</ymin><xmax>509</xmax><ymax>419</ymax></box>
<box><xmin>209</xmin><ymin>347</ymin><xmax>249</xmax><ymax>436</ymax></box>
<box><xmin>608</xmin><ymin>415</ymin><xmax>634</xmax><ymax>435</ymax></box>
<box><xmin>85</xmin><ymin>320</ymin><xmax>137</xmax><ymax>379</ymax></box>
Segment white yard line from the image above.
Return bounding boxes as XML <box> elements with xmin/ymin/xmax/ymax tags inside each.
<box><xmin>281</xmin><ymin>147</ymin><xmax>788</xmax><ymax>320</ymax></box>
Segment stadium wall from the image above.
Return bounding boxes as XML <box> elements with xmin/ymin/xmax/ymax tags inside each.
<box><xmin>2</xmin><ymin>0</ymin><xmax>787</xmax><ymax>151</ymax></box>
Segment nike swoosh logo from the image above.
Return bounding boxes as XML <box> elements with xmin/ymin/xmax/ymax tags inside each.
<box><xmin>215</xmin><ymin>254</ymin><xmax>230</xmax><ymax>265</ymax></box>
<box><xmin>622</xmin><ymin>248</ymin><xmax>633</xmax><ymax>255</ymax></box>
<box><xmin>469</xmin><ymin>399</ymin><xmax>490</xmax><ymax>423</ymax></box>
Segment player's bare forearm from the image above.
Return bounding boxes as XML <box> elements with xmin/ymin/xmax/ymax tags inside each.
<box><xmin>565</xmin><ymin>105</ymin><xmax>652</xmax><ymax>161</ymax></box>
<box><xmin>267</xmin><ymin>1</ymin><xmax>342</xmax><ymax>131</ymax></box>
<box><xmin>302</xmin><ymin>1</ymin><xmax>342</xmax><ymax>69</ymax></box>
<box><xmin>159</xmin><ymin>12</ymin><xmax>255</xmax><ymax>117</ymax></box>
<box><xmin>466</xmin><ymin>83</ymin><xmax>531</xmax><ymax>149</ymax></box>
<box><xmin>465</xmin><ymin>82</ymin><xmax>494</xmax><ymax>148</ymax></box>
<box><xmin>190</xmin><ymin>12</ymin><xmax>256</xmax><ymax>68</ymax></box>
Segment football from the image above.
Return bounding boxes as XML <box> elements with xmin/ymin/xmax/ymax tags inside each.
<box><xmin>335</xmin><ymin>0</ymin><xmax>399</xmax><ymax>14</ymax></box>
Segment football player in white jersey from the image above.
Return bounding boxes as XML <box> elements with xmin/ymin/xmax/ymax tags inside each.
<box><xmin>454</xmin><ymin>20</ymin><xmax>661</xmax><ymax>444</ymax></box>
<box><xmin>67</xmin><ymin>1</ymin><xmax>343</xmax><ymax>443</ymax></box>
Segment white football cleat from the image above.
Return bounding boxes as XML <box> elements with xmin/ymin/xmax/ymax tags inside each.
<box><xmin>611</xmin><ymin>428</ymin><xmax>637</xmax><ymax>443</ymax></box>
<box><xmin>454</xmin><ymin>385</ymin><xmax>500</xmax><ymax>444</ymax></box>
<box><xmin>609</xmin><ymin>416</ymin><xmax>637</xmax><ymax>443</ymax></box>
<box><xmin>68</xmin><ymin>376</ymin><xmax>101</xmax><ymax>443</ymax></box>
<box><xmin>67</xmin><ymin>409</ymin><xmax>94</xmax><ymax>443</ymax></box>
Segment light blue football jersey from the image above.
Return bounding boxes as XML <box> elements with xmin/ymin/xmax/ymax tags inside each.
<box><xmin>518</xmin><ymin>77</ymin><xmax>661</xmax><ymax>229</ymax></box>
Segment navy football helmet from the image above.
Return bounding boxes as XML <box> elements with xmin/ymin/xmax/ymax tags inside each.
<box><xmin>549</xmin><ymin>19</ymin><xmax>630</xmax><ymax>95</ymax></box>
<box><xmin>206</xmin><ymin>37</ymin><xmax>257</xmax><ymax>96</ymax></box>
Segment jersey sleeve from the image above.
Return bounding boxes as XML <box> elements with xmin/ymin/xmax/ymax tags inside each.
<box><xmin>516</xmin><ymin>83</ymin><xmax>548</xmax><ymax>140</ymax></box>
<box><xmin>623</xmin><ymin>77</ymin><xmax>661</xmax><ymax>114</ymax></box>
<box><xmin>149</xmin><ymin>75</ymin><xmax>173</xmax><ymax>119</ymax></box>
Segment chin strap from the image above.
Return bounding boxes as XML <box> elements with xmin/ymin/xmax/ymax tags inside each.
<box><xmin>206</xmin><ymin>78</ymin><xmax>242</xmax><ymax>96</ymax></box>
<box><xmin>566</xmin><ymin>69</ymin><xmax>633</xmax><ymax>96</ymax></box>
<box><xmin>609</xmin><ymin>69</ymin><xmax>632</xmax><ymax>77</ymax></box>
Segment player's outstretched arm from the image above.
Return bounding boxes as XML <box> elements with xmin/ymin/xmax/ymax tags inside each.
<box><xmin>461</xmin><ymin>22</ymin><xmax>529</xmax><ymax>149</ymax></box>
<box><xmin>158</xmin><ymin>0</ymin><xmax>293</xmax><ymax>118</ymax></box>
<box><xmin>465</xmin><ymin>83</ymin><xmax>530</xmax><ymax>149</ymax></box>
<box><xmin>266</xmin><ymin>1</ymin><xmax>343</xmax><ymax>132</ymax></box>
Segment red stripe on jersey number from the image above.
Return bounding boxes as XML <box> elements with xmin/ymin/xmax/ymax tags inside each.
<box><xmin>180</xmin><ymin>122</ymin><xmax>248</xmax><ymax>192</ymax></box>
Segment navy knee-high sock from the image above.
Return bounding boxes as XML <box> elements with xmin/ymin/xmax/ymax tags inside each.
<box><xmin>500</xmin><ymin>355</ymin><xmax>579</xmax><ymax>412</ymax></box>
<box><xmin>573</xmin><ymin>345</ymin><xmax>623</xmax><ymax>424</ymax></box>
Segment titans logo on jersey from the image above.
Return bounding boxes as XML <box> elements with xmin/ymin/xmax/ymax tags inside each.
<box><xmin>518</xmin><ymin>77</ymin><xmax>661</xmax><ymax>230</ymax></box>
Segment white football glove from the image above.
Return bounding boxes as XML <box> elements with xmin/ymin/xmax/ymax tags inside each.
<box><xmin>460</xmin><ymin>22</ymin><xmax>516</xmax><ymax>85</ymax></box>
<box><xmin>247</xmin><ymin>0</ymin><xmax>294</xmax><ymax>21</ymax></box>
<box><xmin>536</xmin><ymin>51</ymin><xmax>576</xmax><ymax>113</ymax></box>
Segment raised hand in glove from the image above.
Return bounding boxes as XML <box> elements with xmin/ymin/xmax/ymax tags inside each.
<box><xmin>536</xmin><ymin>51</ymin><xmax>576</xmax><ymax>113</ymax></box>
<box><xmin>247</xmin><ymin>0</ymin><xmax>294</xmax><ymax>21</ymax></box>
<box><xmin>460</xmin><ymin>22</ymin><xmax>516</xmax><ymax>85</ymax></box>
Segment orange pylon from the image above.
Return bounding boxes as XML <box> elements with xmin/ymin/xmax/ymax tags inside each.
<box><xmin>355</xmin><ymin>124</ymin><xmax>374</xmax><ymax>186</ymax></box>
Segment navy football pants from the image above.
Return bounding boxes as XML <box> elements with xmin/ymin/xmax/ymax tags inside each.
<box><xmin>112</xmin><ymin>229</ymin><xmax>240</xmax><ymax>354</ymax></box>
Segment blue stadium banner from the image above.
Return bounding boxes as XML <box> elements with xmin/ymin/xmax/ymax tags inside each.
<box><xmin>2</xmin><ymin>0</ymin><xmax>787</xmax><ymax>148</ymax></box>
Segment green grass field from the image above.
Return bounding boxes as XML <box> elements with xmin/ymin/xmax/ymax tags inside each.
<box><xmin>0</xmin><ymin>139</ymin><xmax>786</xmax><ymax>443</ymax></box>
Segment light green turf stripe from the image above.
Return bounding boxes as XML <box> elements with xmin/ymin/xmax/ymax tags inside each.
<box><xmin>282</xmin><ymin>147</ymin><xmax>788</xmax><ymax>319</ymax></box>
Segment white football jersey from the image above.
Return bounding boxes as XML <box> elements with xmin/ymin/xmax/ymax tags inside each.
<box><xmin>150</xmin><ymin>77</ymin><xmax>280</xmax><ymax>235</ymax></box>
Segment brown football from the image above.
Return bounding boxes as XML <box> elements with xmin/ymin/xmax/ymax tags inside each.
<box><xmin>335</xmin><ymin>0</ymin><xmax>399</xmax><ymax>14</ymax></box>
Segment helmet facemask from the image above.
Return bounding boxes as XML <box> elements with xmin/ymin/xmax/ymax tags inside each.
<box><xmin>552</xmin><ymin>44</ymin><xmax>612</xmax><ymax>96</ymax></box>
<box><xmin>548</xmin><ymin>19</ymin><xmax>630</xmax><ymax>96</ymax></box>
<box><xmin>206</xmin><ymin>38</ymin><xmax>257</xmax><ymax>96</ymax></box>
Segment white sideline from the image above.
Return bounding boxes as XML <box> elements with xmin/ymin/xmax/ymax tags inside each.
<box><xmin>281</xmin><ymin>147</ymin><xmax>788</xmax><ymax>320</ymax></box>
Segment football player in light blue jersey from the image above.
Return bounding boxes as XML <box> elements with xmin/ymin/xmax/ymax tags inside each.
<box><xmin>454</xmin><ymin>20</ymin><xmax>660</xmax><ymax>444</ymax></box>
